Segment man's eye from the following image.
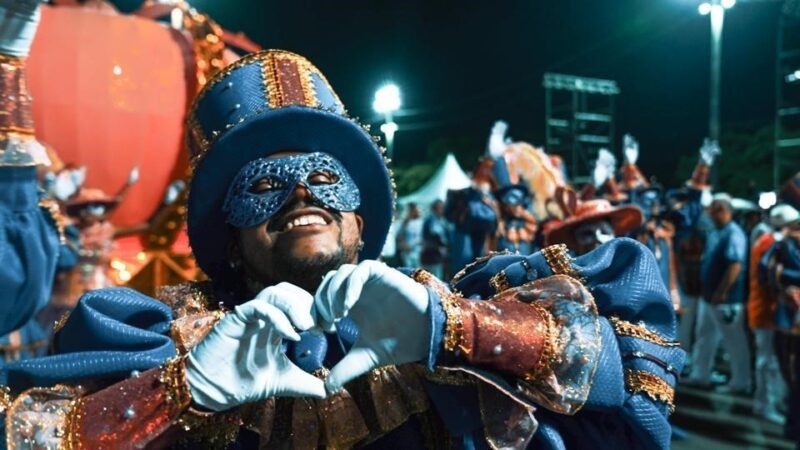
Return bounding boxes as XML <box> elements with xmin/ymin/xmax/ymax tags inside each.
<box><xmin>308</xmin><ymin>170</ymin><xmax>339</xmax><ymax>185</ymax></box>
<box><xmin>250</xmin><ymin>177</ymin><xmax>283</xmax><ymax>193</ymax></box>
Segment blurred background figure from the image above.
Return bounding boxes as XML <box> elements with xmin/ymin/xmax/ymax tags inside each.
<box><xmin>684</xmin><ymin>195</ymin><xmax>752</xmax><ymax>393</ymax></box>
<box><xmin>420</xmin><ymin>199</ymin><xmax>448</xmax><ymax>278</ymax></box>
<box><xmin>748</xmin><ymin>204</ymin><xmax>797</xmax><ymax>425</ymax></box>
<box><xmin>396</xmin><ymin>202</ymin><xmax>424</xmax><ymax>268</ymax></box>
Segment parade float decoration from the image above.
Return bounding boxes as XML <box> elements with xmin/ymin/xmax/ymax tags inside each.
<box><xmin>27</xmin><ymin>1</ymin><xmax>260</xmax><ymax>295</ymax></box>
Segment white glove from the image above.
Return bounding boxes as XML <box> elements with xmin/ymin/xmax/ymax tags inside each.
<box><xmin>699</xmin><ymin>138</ymin><xmax>721</xmax><ymax>166</ymax></box>
<box><xmin>314</xmin><ymin>261</ymin><xmax>431</xmax><ymax>392</ymax></box>
<box><xmin>623</xmin><ymin>134</ymin><xmax>639</xmax><ymax>165</ymax></box>
<box><xmin>186</xmin><ymin>283</ymin><xmax>325</xmax><ymax>411</ymax></box>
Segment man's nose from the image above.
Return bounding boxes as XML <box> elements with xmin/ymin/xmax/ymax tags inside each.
<box><xmin>285</xmin><ymin>181</ymin><xmax>313</xmax><ymax>205</ymax></box>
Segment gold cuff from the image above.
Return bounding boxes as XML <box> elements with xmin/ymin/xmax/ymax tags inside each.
<box><xmin>541</xmin><ymin>244</ymin><xmax>584</xmax><ymax>283</ymax></box>
<box><xmin>63</xmin><ymin>397</ymin><xmax>86</xmax><ymax>450</ymax></box>
<box><xmin>159</xmin><ymin>356</ymin><xmax>192</xmax><ymax>411</ymax></box>
<box><xmin>523</xmin><ymin>302</ymin><xmax>559</xmax><ymax>382</ymax></box>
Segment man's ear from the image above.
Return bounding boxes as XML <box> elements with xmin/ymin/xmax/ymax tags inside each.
<box><xmin>355</xmin><ymin>214</ymin><xmax>365</xmax><ymax>236</ymax></box>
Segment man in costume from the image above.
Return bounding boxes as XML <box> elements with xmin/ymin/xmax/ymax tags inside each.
<box><xmin>0</xmin><ymin>0</ymin><xmax>66</xmax><ymax>362</ymax></box>
<box><xmin>1</xmin><ymin>49</ymin><xmax>683</xmax><ymax>450</ymax></box>
<box><xmin>669</xmin><ymin>140</ymin><xmax>719</xmax><ymax>367</ymax></box>
<box><xmin>618</xmin><ymin>135</ymin><xmax>681</xmax><ymax>311</ymax></box>
<box><xmin>544</xmin><ymin>195</ymin><xmax>643</xmax><ymax>256</ymax></box>
<box><xmin>492</xmin><ymin>157</ymin><xmax>537</xmax><ymax>255</ymax></box>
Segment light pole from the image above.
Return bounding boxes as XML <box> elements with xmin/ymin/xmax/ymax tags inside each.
<box><xmin>698</xmin><ymin>0</ymin><xmax>736</xmax><ymax>141</ymax></box>
<box><xmin>372</xmin><ymin>83</ymin><xmax>401</xmax><ymax>158</ymax></box>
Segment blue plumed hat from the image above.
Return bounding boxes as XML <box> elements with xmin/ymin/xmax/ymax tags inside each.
<box><xmin>491</xmin><ymin>156</ymin><xmax>530</xmax><ymax>206</ymax></box>
<box><xmin>185</xmin><ymin>50</ymin><xmax>394</xmax><ymax>280</ymax></box>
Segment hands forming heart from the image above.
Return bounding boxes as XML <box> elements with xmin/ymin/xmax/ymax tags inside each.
<box><xmin>186</xmin><ymin>262</ymin><xmax>432</xmax><ymax>411</ymax></box>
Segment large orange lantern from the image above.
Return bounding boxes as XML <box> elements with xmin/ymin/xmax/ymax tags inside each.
<box><xmin>26</xmin><ymin>5</ymin><xmax>194</xmax><ymax>227</ymax></box>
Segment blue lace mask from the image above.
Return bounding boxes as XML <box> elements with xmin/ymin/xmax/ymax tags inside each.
<box><xmin>223</xmin><ymin>152</ymin><xmax>361</xmax><ymax>228</ymax></box>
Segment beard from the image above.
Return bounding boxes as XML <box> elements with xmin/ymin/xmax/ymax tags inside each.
<box><xmin>237</xmin><ymin>214</ymin><xmax>362</xmax><ymax>295</ymax></box>
<box><xmin>266</xmin><ymin>230</ymin><xmax>357</xmax><ymax>293</ymax></box>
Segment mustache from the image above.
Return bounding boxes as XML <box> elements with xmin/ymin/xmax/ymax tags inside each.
<box><xmin>266</xmin><ymin>197</ymin><xmax>343</xmax><ymax>233</ymax></box>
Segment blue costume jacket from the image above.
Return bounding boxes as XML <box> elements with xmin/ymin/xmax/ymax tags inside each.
<box><xmin>1</xmin><ymin>238</ymin><xmax>684</xmax><ymax>449</ymax></box>
<box><xmin>0</xmin><ymin>167</ymin><xmax>61</xmax><ymax>351</ymax></box>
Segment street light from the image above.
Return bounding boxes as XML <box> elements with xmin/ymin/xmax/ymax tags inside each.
<box><xmin>373</xmin><ymin>83</ymin><xmax>401</xmax><ymax>157</ymax></box>
<box><xmin>698</xmin><ymin>0</ymin><xmax>736</xmax><ymax>141</ymax></box>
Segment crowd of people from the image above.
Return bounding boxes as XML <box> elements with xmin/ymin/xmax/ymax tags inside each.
<box><xmin>389</xmin><ymin>125</ymin><xmax>800</xmax><ymax>443</ymax></box>
<box><xmin>0</xmin><ymin>1</ymin><xmax>797</xmax><ymax>449</ymax></box>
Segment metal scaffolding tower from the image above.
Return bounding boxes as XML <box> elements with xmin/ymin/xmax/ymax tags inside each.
<box><xmin>544</xmin><ymin>73</ymin><xmax>620</xmax><ymax>182</ymax></box>
<box><xmin>775</xmin><ymin>1</ymin><xmax>800</xmax><ymax>189</ymax></box>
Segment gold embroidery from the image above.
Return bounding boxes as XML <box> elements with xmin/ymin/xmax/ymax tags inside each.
<box><xmin>541</xmin><ymin>244</ymin><xmax>583</xmax><ymax>282</ymax></box>
<box><xmin>297</xmin><ymin>58</ymin><xmax>319</xmax><ymax>108</ymax></box>
<box><xmin>262</xmin><ymin>51</ymin><xmax>281</xmax><ymax>109</ymax></box>
<box><xmin>0</xmin><ymin>385</ymin><xmax>11</xmax><ymax>414</ymax></box>
<box><xmin>609</xmin><ymin>317</ymin><xmax>680</xmax><ymax>347</ymax></box>
<box><xmin>410</xmin><ymin>269</ymin><xmax>465</xmax><ymax>353</ymax></box>
<box><xmin>625</xmin><ymin>369</ymin><xmax>675</xmax><ymax>413</ymax></box>
<box><xmin>488</xmin><ymin>270</ymin><xmax>510</xmax><ymax>294</ymax></box>
<box><xmin>524</xmin><ymin>302</ymin><xmax>559</xmax><ymax>383</ymax></box>
<box><xmin>159</xmin><ymin>356</ymin><xmax>192</xmax><ymax>411</ymax></box>
<box><xmin>177</xmin><ymin>407</ymin><xmax>243</xmax><ymax>449</ymax></box>
<box><xmin>170</xmin><ymin>310</ymin><xmax>225</xmax><ymax>355</ymax></box>
<box><xmin>53</xmin><ymin>311</ymin><xmax>71</xmax><ymax>334</ymax></box>
<box><xmin>450</xmin><ymin>250</ymin><xmax>513</xmax><ymax>286</ymax></box>
<box><xmin>63</xmin><ymin>396</ymin><xmax>86</xmax><ymax>450</ymax></box>
<box><xmin>38</xmin><ymin>197</ymin><xmax>67</xmax><ymax>245</ymax></box>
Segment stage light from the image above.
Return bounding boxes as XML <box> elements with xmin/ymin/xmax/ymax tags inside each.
<box><xmin>698</xmin><ymin>2</ymin><xmax>712</xmax><ymax>15</ymax></box>
<box><xmin>373</xmin><ymin>84</ymin><xmax>401</xmax><ymax>114</ymax></box>
<box><xmin>380</xmin><ymin>121</ymin><xmax>398</xmax><ymax>139</ymax></box>
<box><xmin>721</xmin><ymin>0</ymin><xmax>736</xmax><ymax>9</ymax></box>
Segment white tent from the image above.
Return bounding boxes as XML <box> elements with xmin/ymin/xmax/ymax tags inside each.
<box><xmin>397</xmin><ymin>153</ymin><xmax>471</xmax><ymax>208</ymax></box>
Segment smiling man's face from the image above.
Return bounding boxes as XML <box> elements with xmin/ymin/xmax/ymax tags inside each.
<box><xmin>229</xmin><ymin>152</ymin><xmax>364</xmax><ymax>294</ymax></box>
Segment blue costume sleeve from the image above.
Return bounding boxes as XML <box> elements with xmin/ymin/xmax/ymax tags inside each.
<box><xmin>0</xmin><ymin>167</ymin><xmax>60</xmax><ymax>337</ymax></box>
<box><xmin>0</xmin><ymin>287</ymin><xmax>175</xmax><ymax>391</ymax></box>
<box><xmin>449</xmin><ymin>238</ymin><xmax>685</xmax><ymax>450</ymax></box>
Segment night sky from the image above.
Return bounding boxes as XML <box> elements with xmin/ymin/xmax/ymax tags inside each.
<box><xmin>154</xmin><ymin>0</ymin><xmax>782</xmax><ymax>184</ymax></box>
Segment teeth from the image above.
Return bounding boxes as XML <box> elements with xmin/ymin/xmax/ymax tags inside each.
<box><xmin>282</xmin><ymin>214</ymin><xmax>327</xmax><ymax>231</ymax></box>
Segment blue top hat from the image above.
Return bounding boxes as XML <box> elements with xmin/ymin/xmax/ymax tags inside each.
<box><xmin>185</xmin><ymin>50</ymin><xmax>394</xmax><ymax>281</ymax></box>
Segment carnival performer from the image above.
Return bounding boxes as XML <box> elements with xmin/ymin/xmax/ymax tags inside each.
<box><xmin>669</xmin><ymin>139</ymin><xmax>719</xmax><ymax>365</ymax></box>
<box><xmin>543</xmin><ymin>192</ymin><xmax>643</xmax><ymax>256</ymax></box>
<box><xmin>1</xmin><ymin>50</ymin><xmax>683</xmax><ymax>450</ymax></box>
<box><xmin>620</xmin><ymin>135</ymin><xmax>681</xmax><ymax>310</ymax></box>
<box><xmin>0</xmin><ymin>0</ymin><xmax>66</xmax><ymax>362</ymax></box>
<box><xmin>492</xmin><ymin>157</ymin><xmax>537</xmax><ymax>255</ymax></box>
<box><xmin>444</xmin><ymin>160</ymin><xmax>497</xmax><ymax>273</ymax></box>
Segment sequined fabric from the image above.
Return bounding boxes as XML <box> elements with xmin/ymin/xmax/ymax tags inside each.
<box><xmin>73</xmin><ymin>365</ymin><xmax>185</xmax><ymax>449</ymax></box>
<box><xmin>5</xmin><ymin>384</ymin><xmax>77</xmax><ymax>450</ymax></box>
<box><xmin>223</xmin><ymin>152</ymin><xmax>360</xmax><ymax>228</ymax></box>
<box><xmin>456</xmin><ymin>275</ymin><xmax>600</xmax><ymax>415</ymax></box>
